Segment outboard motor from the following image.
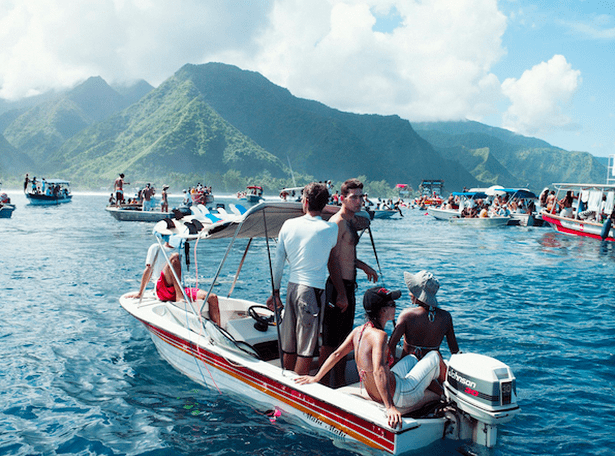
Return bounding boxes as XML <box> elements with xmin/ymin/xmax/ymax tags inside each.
<box><xmin>444</xmin><ymin>353</ymin><xmax>520</xmax><ymax>447</ymax></box>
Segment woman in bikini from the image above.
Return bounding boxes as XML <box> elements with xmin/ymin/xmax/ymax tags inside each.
<box><xmin>295</xmin><ymin>287</ymin><xmax>445</xmax><ymax>429</ymax></box>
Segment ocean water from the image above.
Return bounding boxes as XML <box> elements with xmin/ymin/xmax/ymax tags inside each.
<box><xmin>1</xmin><ymin>192</ymin><xmax>614</xmax><ymax>456</ymax></box>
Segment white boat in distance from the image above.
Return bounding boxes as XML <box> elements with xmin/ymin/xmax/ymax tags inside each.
<box><xmin>541</xmin><ymin>183</ymin><xmax>615</xmax><ymax>242</ymax></box>
<box><xmin>120</xmin><ymin>201</ymin><xmax>519</xmax><ymax>453</ymax></box>
<box><xmin>105</xmin><ymin>205</ymin><xmax>173</xmax><ymax>222</ymax></box>
<box><xmin>428</xmin><ymin>192</ymin><xmax>510</xmax><ymax>227</ymax></box>
<box><xmin>106</xmin><ymin>203</ymin><xmax>247</xmax><ymax>223</ymax></box>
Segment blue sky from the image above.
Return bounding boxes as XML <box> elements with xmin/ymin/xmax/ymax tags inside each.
<box><xmin>1</xmin><ymin>0</ymin><xmax>613</xmax><ymax>157</ymax></box>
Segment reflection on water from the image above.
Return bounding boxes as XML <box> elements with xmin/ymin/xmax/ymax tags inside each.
<box><xmin>1</xmin><ymin>193</ymin><xmax>614</xmax><ymax>456</ymax></box>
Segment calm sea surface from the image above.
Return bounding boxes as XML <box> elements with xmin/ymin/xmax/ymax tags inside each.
<box><xmin>1</xmin><ymin>192</ymin><xmax>614</xmax><ymax>456</ymax></box>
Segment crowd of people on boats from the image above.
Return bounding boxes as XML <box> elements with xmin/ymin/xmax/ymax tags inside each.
<box><xmin>264</xmin><ymin>179</ymin><xmax>458</xmax><ymax>428</ymax></box>
<box><xmin>110</xmin><ymin>174</ymin><xmax>163</xmax><ymax>212</ymax></box>
<box><xmin>23</xmin><ymin>174</ymin><xmax>70</xmax><ymax>198</ymax></box>
<box><xmin>540</xmin><ymin>187</ymin><xmax>615</xmax><ymax>223</ymax></box>
<box><xmin>127</xmin><ymin>178</ymin><xmax>458</xmax><ymax>429</ymax></box>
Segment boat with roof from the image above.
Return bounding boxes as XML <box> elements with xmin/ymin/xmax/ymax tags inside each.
<box><xmin>239</xmin><ymin>185</ymin><xmax>264</xmax><ymax>203</ymax></box>
<box><xmin>428</xmin><ymin>191</ymin><xmax>510</xmax><ymax>227</ymax></box>
<box><xmin>541</xmin><ymin>183</ymin><xmax>615</xmax><ymax>241</ymax></box>
<box><xmin>25</xmin><ymin>179</ymin><xmax>72</xmax><ymax>205</ymax></box>
<box><xmin>484</xmin><ymin>187</ymin><xmax>544</xmax><ymax>227</ymax></box>
<box><xmin>119</xmin><ymin>201</ymin><xmax>519</xmax><ymax>454</ymax></box>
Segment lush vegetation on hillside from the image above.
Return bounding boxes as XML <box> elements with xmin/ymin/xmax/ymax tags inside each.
<box><xmin>0</xmin><ymin>63</ymin><xmax>606</xmax><ymax>194</ymax></box>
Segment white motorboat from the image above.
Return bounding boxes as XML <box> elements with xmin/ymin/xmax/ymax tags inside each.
<box><xmin>428</xmin><ymin>192</ymin><xmax>510</xmax><ymax>227</ymax></box>
<box><xmin>541</xmin><ymin>183</ymin><xmax>615</xmax><ymax>241</ymax></box>
<box><xmin>105</xmin><ymin>205</ymin><xmax>174</xmax><ymax>222</ymax></box>
<box><xmin>120</xmin><ymin>201</ymin><xmax>519</xmax><ymax>453</ymax></box>
<box><xmin>369</xmin><ymin>208</ymin><xmax>401</xmax><ymax>220</ymax></box>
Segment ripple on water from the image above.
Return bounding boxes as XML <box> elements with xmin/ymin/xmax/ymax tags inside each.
<box><xmin>2</xmin><ymin>196</ymin><xmax>615</xmax><ymax>456</ymax></box>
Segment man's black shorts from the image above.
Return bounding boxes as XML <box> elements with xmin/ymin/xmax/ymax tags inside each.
<box><xmin>321</xmin><ymin>277</ymin><xmax>356</xmax><ymax>348</ymax></box>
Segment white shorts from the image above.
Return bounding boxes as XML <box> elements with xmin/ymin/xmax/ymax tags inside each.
<box><xmin>391</xmin><ymin>351</ymin><xmax>440</xmax><ymax>409</ymax></box>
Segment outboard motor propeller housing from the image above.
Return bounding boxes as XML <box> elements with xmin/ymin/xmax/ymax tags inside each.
<box><xmin>444</xmin><ymin>353</ymin><xmax>520</xmax><ymax>447</ymax></box>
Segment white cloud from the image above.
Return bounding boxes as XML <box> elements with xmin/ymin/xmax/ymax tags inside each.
<box><xmin>0</xmin><ymin>0</ymin><xmax>271</xmax><ymax>99</ymax></box>
<box><xmin>224</xmin><ymin>0</ymin><xmax>509</xmax><ymax>122</ymax></box>
<box><xmin>501</xmin><ymin>55</ymin><xmax>581</xmax><ymax>135</ymax></box>
<box><xmin>0</xmin><ymin>0</ymin><xmax>509</xmax><ymax>124</ymax></box>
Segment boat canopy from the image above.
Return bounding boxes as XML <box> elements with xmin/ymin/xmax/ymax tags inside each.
<box><xmin>552</xmin><ymin>183</ymin><xmax>615</xmax><ymax>191</ymax></box>
<box><xmin>43</xmin><ymin>179</ymin><xmax>70</xmax><ymax>185</ymax></box>
<box><xmin>500</xmin><ymin>189</ymin><xmax>537</xmax><ymax>199</ymax></box>
<box><xmin>247</xmin><ymin>185</ymin><xmax>263</xmax><ymax>190</ymax></box>
<box><xmin>280</xmin><ymin>186</ymin><xmax>304</xmax><ymax>193</ymax></box>
<box><xmin>451</xmin><ymin>191</ymin><xmax>488</xmax><ymax>199</ymax></box>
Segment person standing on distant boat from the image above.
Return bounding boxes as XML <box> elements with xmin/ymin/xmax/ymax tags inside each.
<box><xmin>161</xmin><ymin>185</ymin><xmax>169</xmax><ymax>212</ymax></box>
<box><xmin>114</xmin><ymin>173</ymin><xmax>129</xmax><ymax>206</ymax></box>
<box><xmin>266</xmin><ymin>182</ymin><xmax>338</xmax><ymax>375</ymax></box>
<box><xmin>318</xmin><ymin>178</ymin><xmax>378</xmax><ymax>387</ymax></box>
<box><xmin>23</xmin><ymin>174</ymin><xmax>29</xmax><ymax>193</ymax></box>
<box><xmin>388</xmin><ymin>270</ymin><xmax>459</xmax><ymax>363</ymax></box>
<box><xmin>142</xmin><ymin>183</ymin><xmax>155</xmax><ymax>211</ymax></box>
<box><xmin>558</xmin><ymin>190</ymin><xmax>576</xmax><ymax>218</ymax></box>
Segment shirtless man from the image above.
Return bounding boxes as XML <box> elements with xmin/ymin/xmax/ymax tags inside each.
<box><xmin>319</xmin><ymin>178</ymin><xmax>378</xmax><ymax>387</ymax></box>
<box><xmin>142</xmin><ymin>183</ymin><xmax>155</xmax><ymax>211</ymax></box>
<box><xmin>114</xmin><ymin>173</ymin><xmax>129</xmax><ymax>206</ymax></box>
<box><xmin>388</xmin><ymin>270</ymin><xmax>459</xmax><ymax>362</ymax></box>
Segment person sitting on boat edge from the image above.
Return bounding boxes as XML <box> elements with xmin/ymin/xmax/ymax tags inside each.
<box><xmin>296</xmin><ymin>287</ymin><xmax>445</xmax><ymax>429</ymax></box>
<box><xmin>388</xmin><ymin>271</ymin><xmax>459</xmax><ymax>363</ymax></box>
<box><xmin>125</xmin><ymin>234</ymin><xmax>220</xmax><ymax>325</ymax></box>
<box><xmin>558</xmin><ymin>190</ymin><xmax>576</xmax><ymax>218</ymax></box>
<box><xmin>125</xmin><ymin>233</ymin><xmax>179</xmax><ymax>300</ymax></box>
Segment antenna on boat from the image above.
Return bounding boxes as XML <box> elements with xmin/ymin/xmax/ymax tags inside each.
<box><xmin>263</xmin><ymin>208</ymin><xmax>286</xmax><ymax>369</ymax></box>
<box><xmin>287</xmin><ymin>155</ymin><xmax>296</xmax><ymax>187</ymax></box>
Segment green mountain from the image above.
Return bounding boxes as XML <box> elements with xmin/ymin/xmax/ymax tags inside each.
<box><xmin>175</xmin><ymin>63</ymin><xmax>478</xmax><ymax>191</ymax></box>
<box><xmin>112</xmin><ymin>80</ymin><xmax>154</xmax><ymax>106</ymax></box>
<box><xmin>3</xmin><ymin>77</ymin><xmax>142</xmax><ymax>164</ymax></box>
<box><xmin>0</xmin><ymin>134</ymin><xmax>33</xmax><ymax>175</ymax></box>
<box><xmin>413</xmin><ymin>121</ymin><xmax>606</xmax><ymax>192</ymax></box>
<box><xmin>47</xmin><ymin>73</ymin><xmax>286</xmax><ymax>188</ymax></box>
<box><xmin>1</xmin><ymin>63</ymin><xmax>608</xmax><ymax>193</ymax></box>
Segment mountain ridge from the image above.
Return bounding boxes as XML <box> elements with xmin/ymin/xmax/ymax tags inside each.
<box><xmin>0</xmin><ymin>62</ymin><xmax>606</xmax><ymax>194</ymax></box>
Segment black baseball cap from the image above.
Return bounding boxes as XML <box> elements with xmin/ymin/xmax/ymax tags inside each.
<box><xmin>363</xmin><ymin>287</ymin><xmax>402</xmax><ymax>313</ymax></box>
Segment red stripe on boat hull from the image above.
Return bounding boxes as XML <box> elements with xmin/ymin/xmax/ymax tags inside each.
<box><xmin>138</xmin><ymin>318</ymin><xmax>398</xmax><ymax>453</ymax></box>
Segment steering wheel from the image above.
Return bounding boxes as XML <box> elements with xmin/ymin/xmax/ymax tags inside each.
<box><xmin>248</xmin><ymin>305</ymin><xmax>275</xmax><ymax>332</ymax></box>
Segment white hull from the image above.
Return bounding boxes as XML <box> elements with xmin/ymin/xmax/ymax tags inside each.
<box><xmin>371</xmin><ymin>209</ymin><xmax>399</xmax><ymax>219</ymax></box>
<box><xmin>105</xmin><ymin>206</ymin><xmax>173</xmax><ymax>222</ymax></box>
<box><xmin>428</xmin><ymin>208</ymin><xmax>510</xmax><ymax>226</ymax></box>
<box><xmin>121</xmin><ymin>294</ymin><xmax>452</xmax><ymax>454</ymax></box>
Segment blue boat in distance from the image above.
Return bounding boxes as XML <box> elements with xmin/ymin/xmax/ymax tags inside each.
<box><xmin>26</xmin><ymin>179</ymin><xmax>72</xmax><ymax>205</ymax></box>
